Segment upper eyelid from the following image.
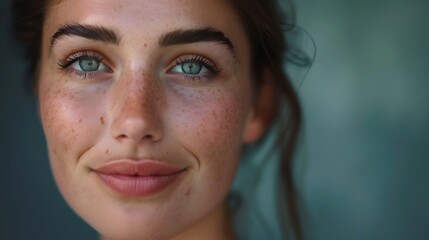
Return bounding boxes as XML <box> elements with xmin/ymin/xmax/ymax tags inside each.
<box><xmin>66</xmin><ymin>51</ymin><xmax>104</xmax><ymax>62</ymax></box>
<box><xmin>175</xmin><ymin>56</ymin><xmax>213</xmax><ymax>68</ymax></box>
<box><xmin>171</xmin><ymin>55</ymin><xmax>221</xmax><ymax>72</ymax></box>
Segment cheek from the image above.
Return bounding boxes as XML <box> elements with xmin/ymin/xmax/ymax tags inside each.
<box><xmin>160</xmin><ymin>86</ymin><xmax>248</xmax><ymax>225</ymax></box>
<box><xmin>38</xmin><ymin>83</ymin><xmax>103</xmax><ymax>179</ymax></box>
<box><xmin>169</xmin><ymin>86</ymin><xmax>248</xmax><ymax>188</ymax></box>
<box><xmin>174</xmin><ymin>87</ymin><xmax>245</xmax><ymax>153</ymax></box>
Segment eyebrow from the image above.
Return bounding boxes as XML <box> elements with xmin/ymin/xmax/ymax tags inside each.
<box><xmin>159</xmin><ymin>27</ymin><xmax>236</xmax><ymax>56</ymax></box>
<box><xmin>50</xmin><ymin>25</ymin><xmax>235</xmax><ymax>57</ymax></box>
<box><xmin>50</xmin><ymin>24</ymin><xmax>120</xmax><ymax>47</ymax></box>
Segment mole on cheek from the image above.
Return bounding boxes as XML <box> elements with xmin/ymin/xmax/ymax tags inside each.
<box><xmin>99</xmin><ymin>116</ymin><xmax>104</xmax><ymax>125</ymax></box>
<box><xmin>62</xmin><ymin>143</ymin><xmax>69</xmax><ymax>152</ymax></box>
<box><xmin>185</xmin><ymin>187</ymin><xmax>191</xmax><ymax>196</ymax></box>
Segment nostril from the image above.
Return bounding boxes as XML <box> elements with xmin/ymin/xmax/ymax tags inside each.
<box><xmin>117</xmin><ymin>134</ymin><xmax>128</xmax><ymax>141</ymax></box>
<box><xmin>143</xmin><ymin>134</ymin><xmax>155</xmax><ymax>141</ymax></box>
<box><xmin>115</xmin><ymin>132</ymin><xmax>157</xmax><ymax>143</ymax></box>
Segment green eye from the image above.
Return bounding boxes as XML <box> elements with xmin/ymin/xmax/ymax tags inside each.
<box><xmin>68</xmin><ymin>57</ymin><xmax>108</xmax><ymax>73</ymax></box>
<box><xmin>79</xmin><ymin>58</ymin><xmax>100</xmax><ymax>71</ymax></box>
<box><xmin>170</xmin><ymin>60</ymin><xmax>210</xmax><ymax>76</ymax></box>
<box><xmin>181</xmin><ymin>62</ymin><xmax>202</xmax><ymax>75</ymax></box>
<box><xmin>58</xmin><ymin>51</ymin><xmax>112</xmax><ymax>79</ymax></box>
<box><xmin>168</xmin><ymin>55</ymin><xmax>221</xmax><ymax>81</ymax></box>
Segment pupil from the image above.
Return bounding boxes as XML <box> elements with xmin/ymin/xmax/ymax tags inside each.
<box><xmin>182</xmin><ymin>62</ymin><xmax>202</xmax><ymax>74</ymax></box>
<box><xmin>79</xmin><ymin>58</ymin><xmax>99</xmax><ymax>71</ymax></box>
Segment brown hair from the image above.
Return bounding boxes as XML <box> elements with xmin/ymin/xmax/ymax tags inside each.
<box><xmin>229</xmin><ymin>1</ymin><xmax>304</xmax><ymax>239</ymax></box>
<box><xmin>13</xmin><ymin>0</ymin><xmax>306</xmax><ymax>239</ymax></box>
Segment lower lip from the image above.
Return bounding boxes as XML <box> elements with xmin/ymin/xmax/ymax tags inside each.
<box><xmin>95</xmin><ymin>171</ymin><xmax>184</xmax><ymax>197</ymax></box>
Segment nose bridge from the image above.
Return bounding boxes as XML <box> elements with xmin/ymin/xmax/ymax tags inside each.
<box><xmin>121</xmin><ymin>71</ymin><xmax>156</xmax><ymax>115</ymax></box>
<box><xmin>110</xmin><ymin>68</ymin><xmax>163</xmax><ymax>143</ymax></box>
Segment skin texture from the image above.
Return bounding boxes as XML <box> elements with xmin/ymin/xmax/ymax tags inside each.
<box><xmin>38</xmin><ymin>0</ymin><xmax>270</xmax><ymax>239</ymax></box>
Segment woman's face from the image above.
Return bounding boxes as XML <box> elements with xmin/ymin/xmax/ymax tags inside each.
<box><xmin>39</xmin><ymin>0</ymin><xmax>265</xmax><ymax>239</ymax></box>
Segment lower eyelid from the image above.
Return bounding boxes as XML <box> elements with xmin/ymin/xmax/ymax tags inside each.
<box><xmin>166</xmin><ymin>72</ymin><xmax>218</xmax><ymax>83</ymax></box>
<box><xmin>70</xmin><ymin>69</ymin><xmax>109</xmax><ymax>79</ymax></box>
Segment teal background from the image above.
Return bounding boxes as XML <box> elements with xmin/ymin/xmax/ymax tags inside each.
<box><xmin>1</xmin><ymin>0</ymin><xmax>428</xmax><ymax>239</ymax></box>
<box><xmin>296</xmin><ymin>1</ymin><xmax>429</xmax><ymax>239</ymax></box>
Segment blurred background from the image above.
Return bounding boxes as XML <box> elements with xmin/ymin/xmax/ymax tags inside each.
<box><xmin>1</xmin><ymin>0</ymin><xmax>428</xmax><ymax>239</ymax></box>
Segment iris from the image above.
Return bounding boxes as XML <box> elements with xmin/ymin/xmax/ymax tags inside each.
<box><xmin>181</xmin><ymin>62</ymin><xmax>202</xmax><ymax>74</ymax></box>
<box><xmin>79</xmin><ymin>58</ymin><xmax>100</xmax><ymax>71</ymax></box>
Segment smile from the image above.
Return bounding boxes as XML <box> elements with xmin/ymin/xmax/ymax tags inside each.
<box><xmin>93</xmin><ymin>160</ymin><xmax>186</xmax><ymax>197</ymax></box>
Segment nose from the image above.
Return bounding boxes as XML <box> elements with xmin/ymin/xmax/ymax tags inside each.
<box><xmin>110</xmin><ymin>73</ymin><xmax>163</xmax><ymax>144</ymax></box>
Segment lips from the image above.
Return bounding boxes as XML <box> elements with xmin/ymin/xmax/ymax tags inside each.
<box><xmin>94</xmin><ymin>160</ymin><xmax>185</xmax><ymax>197</ymax></box>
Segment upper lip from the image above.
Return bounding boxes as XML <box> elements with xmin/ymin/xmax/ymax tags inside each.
<box><xmin>94</xmin><ymin>159</ymin><xmax>185</xmax><ymax>176</ymax></box>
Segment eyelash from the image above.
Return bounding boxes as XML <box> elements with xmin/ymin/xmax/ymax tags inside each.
<box><xmin>57</xmin><ymin>51</ymin><xmax>110</xmax><ymax>79</ymax></box>
<box><xmin>170</xmin><ymin>55</ymin><xmax>222</xmax><ymax>81</ymax></box>
<box><xmin>57</xmin><ymin>51</ymin><xmax>222</xmax><ymax>81</ymax></box>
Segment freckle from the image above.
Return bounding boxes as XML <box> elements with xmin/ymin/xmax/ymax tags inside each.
<box><xmin>79</xmin><ymin>119</ymin><xmax>82</xmax><ymax>123</ymax></box>
<box><xmin>185</xmin><ymin>189</ymin><xmax>191</xmax><ymax>196</ymax></box>
<box><xmin>99</xmin><ymin>116</ymin><xmax>104</xmax><ymax>125</ymax></box>
<box><xmin>105</xmin><ymin>149</ymin><xmax>109</xmax><ymax>154</ymax></box>
<box><xmin>144</xmin><ymin>43</ymin><xmax>147</xmax><ymax>47</ymax></box>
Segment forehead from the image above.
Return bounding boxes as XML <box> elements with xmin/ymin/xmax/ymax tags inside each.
<box><xmin>44</xmin><ymin>0</ymin><xmax>247</xmax><ymax>46</ymax></box>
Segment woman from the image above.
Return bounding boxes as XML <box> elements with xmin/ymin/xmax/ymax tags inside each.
<box><xmin>13</xmin><ymin>0</ymin><xmax>304</xmax><ymax>239</ymax></box>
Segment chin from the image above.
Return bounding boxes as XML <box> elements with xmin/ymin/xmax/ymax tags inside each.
<box><xmin>87</xmin><ymin>207</ymin><xmax>187</xmax><ymax>240</ymax></box>
<box><xmin>64</xmin><ymin>178</ymin><xmax>202</xmax><ymax>240</ymax></box>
